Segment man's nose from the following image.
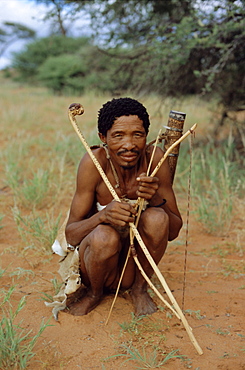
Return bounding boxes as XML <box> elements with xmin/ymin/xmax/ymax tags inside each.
<box><xmin>123</xmin><ymin>136</ymin><xmax>136</xmax><ymax>150</ymax></box>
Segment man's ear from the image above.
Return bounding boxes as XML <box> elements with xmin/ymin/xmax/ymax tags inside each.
<box><xmin>99</xmin><ymin>133</ymin><xmax>106</xmax><ymax>143</ymax></box>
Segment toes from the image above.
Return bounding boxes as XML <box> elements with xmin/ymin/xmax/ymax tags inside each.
<box><xmin>131</xmin><ymin>290</ymin><xmax>158</xmax><ymax>316</ymax></box>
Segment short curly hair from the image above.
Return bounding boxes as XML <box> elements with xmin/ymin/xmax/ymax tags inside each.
<box><xmin>98</xmin><ymin>97</ymin><xmax>150</xmax><ymax>136</ymax></box>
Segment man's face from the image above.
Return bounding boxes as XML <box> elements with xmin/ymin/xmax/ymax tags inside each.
<box><xmin>99</xmin><ymin>115</ymin><xmax>147</xmax><ymax>169</ymax></box>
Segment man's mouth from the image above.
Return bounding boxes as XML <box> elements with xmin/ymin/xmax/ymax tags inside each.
<box><xmin>120</xmin><ymin>154</ymin><xmax>138</xmax><ymax>161</ymax></box>
<box><xmin>117</xmin><ymin>150</ymin><xmax>139</xmax><ymax>161</ymax></box>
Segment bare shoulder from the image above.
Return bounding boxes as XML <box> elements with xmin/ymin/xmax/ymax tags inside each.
<box><xmin>148</xmin><ymin>146</ymin><xmax>171</xmax><ymax>180</ymax></box>
<box><xmin>78</xmin><ymin>147</ymin><xmax>107</xmax><ymax>169</ymax></box>
<box><xmin>77</xmin><ymin>147</ymin><xmax>107</xmax><ymax>184</ymax></box>
<box><xmin>68</xmin><ymin>147</ymin><xmax>107</xmax><ymax>223</ymax></box>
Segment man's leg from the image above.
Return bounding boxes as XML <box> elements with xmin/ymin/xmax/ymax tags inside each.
<box><xmin>130</xmin><ymin>207</ymin><xmax>169</xmax><ymax>316</ymax></box>
<box><xmin>68</xmin><ymin>224</ymin><xmax>121</xmax><ymax>316</ymax></box>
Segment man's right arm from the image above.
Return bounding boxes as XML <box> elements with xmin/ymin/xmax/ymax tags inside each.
<box><xmin>65</xmin><ymin>152</ymin><xmax>136</xmax><ymax>247</ymax></box>
<box><xmin>65</xmin><ymin>152</ymin><xmax>104</xmax><ymax>246</ymax></box>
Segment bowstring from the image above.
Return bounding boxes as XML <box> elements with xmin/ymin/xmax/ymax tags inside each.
<box><xmin>181</xmin><ymin>130</ymin><xmax>194</xmax><ymax>310</ymax></box>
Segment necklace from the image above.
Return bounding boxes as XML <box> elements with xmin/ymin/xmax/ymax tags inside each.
<box><xmin>102</xmin><ymin>144</ymin><xmax>120</xmax><ymax>189</ymax></box>
<box><xmin>102</xmin><ymin>144</ymin><xmax>148</xmax><ymax>209</ymax></box>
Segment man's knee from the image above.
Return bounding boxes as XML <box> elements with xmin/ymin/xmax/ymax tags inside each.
<box><xmin>140</xmin><ymin>208</ymin><xmax>169</xmax><ymax>236</ymax></box>
<box><xmin>89</xmin><ymin>225</ymin><xmax>121</xmax><ymax>259</ymax></box>
<box><xmin>138</xmin><ymin>208</ymin><xmax>169</xmax><ymax>259</ymax></box>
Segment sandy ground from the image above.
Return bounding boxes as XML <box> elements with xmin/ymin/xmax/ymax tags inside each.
<box><xmin>0</xmin><ymin>196</ymin><xmax>244</xmax><ymax>370</ymax></box>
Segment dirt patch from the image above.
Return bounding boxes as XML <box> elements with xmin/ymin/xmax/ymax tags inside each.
<box><xmin>1</xmin><ymin>200</ymin><xmax>244</xmax><ymax>370</ymax></box>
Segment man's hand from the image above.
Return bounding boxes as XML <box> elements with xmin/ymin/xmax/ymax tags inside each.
<box><xmin>136</xmin><ymin>172</ymin><xmax>159</xmax><ymax>201</ymax></box>
<box><xmin>102</xmin><ymin>201</ymin><xmax>137</xmax><ymax>227</ymax></box>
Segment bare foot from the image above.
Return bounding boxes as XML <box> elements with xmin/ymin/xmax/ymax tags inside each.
<box><xmin>66</xmin><ymin>285</ymin><xmax>87</xmax><ymax>306</ymax></box>
<box><xmin>67</xmin><ymin>291</ymin><xmax>102</xmax><ymax>316</ymax></box>
<box><xmin>130</xmin><ymin>289</ymin><xmax>157</xmax><ymax>316</ymax></box>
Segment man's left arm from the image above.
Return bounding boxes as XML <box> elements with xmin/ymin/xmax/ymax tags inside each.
<box><xmin>136</xmin><ymin>148</ymin><xmax>182</xmax><ymax>241</ymax></box>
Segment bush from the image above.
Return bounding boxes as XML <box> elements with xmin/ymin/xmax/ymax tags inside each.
<box><xmin>38</xmin><ymin>54</ymin><xmax>88</xmax><ymax>94</ymax></box>
<box><xmin>12</xmin><ymin>35</ymin><xmax>90</xmax><ymax>81</ymax></box>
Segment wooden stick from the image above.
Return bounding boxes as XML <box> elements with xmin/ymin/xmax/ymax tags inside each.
<box><xmin>68</xmin><ymin>104</ymin><xmax>120</xmax><ymax>202</ymax></box>
<box><xmin>132</xmin><ymin>253</ymin><xmax>180</xmax><ymax>319</ymax></box>
<box><xmin>129</xmin><ymin>122</ymin><xmax>202</xmax><ymax>354</ymax></box>
<box><xmin>129</xmin><ymin>223</ymin><xmax>203</xmax><ymax>355</ymax></box>
<box><xmin>134</xmin><ymin>128</ymin><xmax>162</xmax><ymax>226</ymax></box>
<box><xmin>105</xmin><ymin>222</ymin><xmax>180</xmax><ymax>324</ymax></box>
<box><xmin>147</xmin><ymin>128</ymin><xmax>162</xmax><ymax>176</ymax></box>
<box><xmin>105</xmin><ymin>246</ymin><xmax>131</xmax><ymax>325</ymax></box>
<box><xmin>68</xmin><ymin>104</ymin><xmax>203</xmax><ymax>355</ymax></box>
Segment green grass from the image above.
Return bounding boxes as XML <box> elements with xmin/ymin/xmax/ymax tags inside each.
<box><xmin>118</xmin><ymin>312</ymin><xmax>168</xmax><ymax>342</ymax></box>
<box><xmin>9</xmin><ymin>268</ymin><xmax>35</xmax><ymax>281</ymax></box>
<box><xmin>183</xmin><ymin>309</ymin><xmax>204</xmax><ymax>320</ymax></box>
<box><xmin>12</xmin><ymin>206</ymin><xmax>61</xmax><ymax>254</ymax></box>
<box><xmin>0</xmin><ymin>286</ymin><xmax>50</xmax><ymax>369</ymax></box>
<box><xmin>0</xmin><ymin>266</ymin><xmax>7</xmax><ymax>278</ymax></box>
<box><xmin>0</xmin><ymin>214</ymin><xmax>4</xmax><ymax>229</ymax></box>
<box><xmin>106</xmin><ymin>314</ymin><xmax>181</xmax><ymax>368</ymax></box>
<box><xmin>216</xmin><ymin>328</ymin><xmax>230</xmax><ymax>336</ymax></box>
<box><xmin>119</xmin><ymin>313</ymin><xmax>147</xmax><ymax>335</ymax></box>
<box><xmin>40</xmin><ymin>277</ymin><xmax>63</xmax><ymax>303</ymax></box>
<box><xmin>105</xmin><ymin>344</ymin><xmax>183</xmax><ymax>369</ymax></box>
<box><xmin>18</xmin><ymin>169</ymin><xmax>50</xmax><ymax>208</ymax></box>
<box><xmin>175</xmin><ymin>137</ymin><xmax>244</xmax><ymax>236</ymax></box>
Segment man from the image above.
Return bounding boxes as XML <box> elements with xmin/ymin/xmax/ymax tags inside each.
<box><xmin>65</xmin><ymin>97</ymin><xmax>182</xmax><ymax>316</ymax></box>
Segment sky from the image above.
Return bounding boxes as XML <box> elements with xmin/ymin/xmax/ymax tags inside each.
<box><xmin>0</xmin><ymin>0</ymin><xmax>48</xmax><ymax>68</ymax></box>
<box><xmin>0</xmin><ymin>0</ymin><xmax>89</xmax><ymax>69</ymax></box>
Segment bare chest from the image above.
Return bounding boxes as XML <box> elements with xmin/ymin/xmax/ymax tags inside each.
<box><xmin>95</xmin><ymin>165</ymin><xmax>144</xmax><ymax>205</ymax></box>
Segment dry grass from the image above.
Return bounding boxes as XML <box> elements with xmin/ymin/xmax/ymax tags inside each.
<box><xmin>0</xmin><ymin>75</ymin><xmax>244</xmax><ymax>369</ymax></box>
<box><xmin>0</xmin><ymin>74</ymin><xmax>243</xmax><ymax>247</ymax></box>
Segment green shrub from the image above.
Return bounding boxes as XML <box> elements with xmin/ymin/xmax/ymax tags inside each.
<box><xmin>38</xmin><ymin>54</ymin><xmax>88</xmax><ymax>95</ymax></box>
<box><xmin>12</xmin><ymin>35</ymin><xmax>90</xmax><ymax>80</ymax></box>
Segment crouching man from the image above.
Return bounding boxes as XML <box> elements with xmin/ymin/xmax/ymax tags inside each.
<box><xmin>65</xmin><ymin>97</ymin><xmax>182</xmax><ymax>316</ymax></box>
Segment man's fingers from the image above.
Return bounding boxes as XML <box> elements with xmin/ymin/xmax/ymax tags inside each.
<box><xmin>137</xmin><ymin>175</ymin><xmax>159</xmax><ymax>184</ymax></box>
<box><xmin>138</xmin><ymin>182</ymin><xmax>158</xmax><ymax>190</ymax></box>
<box><xmin>104</xmin><ymin>201</ymin><xmax>136</xmax><ymax>226</ymax></box>
<box><xmin>116</xmin><ymin>201</ymin><xmax>137</xmax><ymax>215</ymax></box>
<box><xmin>107</xmin><ymin>213</ymin><xmax>135</xmax><ymax>227</ymax></box>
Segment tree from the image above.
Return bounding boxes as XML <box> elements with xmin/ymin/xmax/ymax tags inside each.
<box><xmin>37</xmin><ymin>46</ymin><xmax>118</xmax><ymax>94</ymax></box>
<box><xmin>10</xmin><ymin>0</ymin><xmax>245</xmax><ymax>109</ymax></box>
<box><xmin>42</xmin><ymin>0</ymin><xmax>242</xmax><ymax>111</ymax></box>
<box><xmin>12</xmin><ymin>34</ymin><xmax>120</xmax><ymax>94</ymax></box>
<box><xmin>12</xmin><ymin>35</ymin><xmax>90</xmax><ymax>81</ymax></box>
<box><xmin>64</xmin><ymin>0</ymin><xmax>245</xmax><ymax>149</ymax></box>
<box><xmin>37</xmin><ymin>54</ymin><xmax>87</xmax><ymax>94</ymax></box>
<box><xmin>30</xmin><ymin>0</ymin><xmax>88</xmax><ymax>36</ymax></box>
<box><xmin>86</xmin><ymin>0</ymin><xmax>245</xmax><ymax>106</ymax></box>
<box><xmin>0</xmin><ymin>22</ymin><xmax>35</xmax><ymax>57</ymax></box>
